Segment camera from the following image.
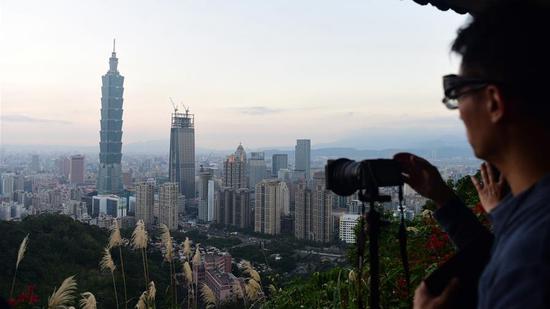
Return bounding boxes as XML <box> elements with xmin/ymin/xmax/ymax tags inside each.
<box><xmin>325</xmin><ymin>158</ymin><xmax>404</xmax><ymax>196</ymax></box>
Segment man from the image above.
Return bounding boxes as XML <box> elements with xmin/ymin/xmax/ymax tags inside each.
<box><xmin>394</xmin><ymin>1</ymin><xmax>550</xmax><ymax>308</ymax></box>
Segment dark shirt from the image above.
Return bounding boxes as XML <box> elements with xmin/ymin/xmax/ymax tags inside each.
<box><xmin>434</xmin><ymin>175</ymin><xmax>550</xmax><ymax>308</ymax></box>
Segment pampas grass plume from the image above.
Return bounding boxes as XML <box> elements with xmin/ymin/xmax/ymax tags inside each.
<box><xmin>16</xmin><ymin>234</ymin><xmax>29</xmax><ymax>268</ymax></box>
<box><xmin>243</xmin><ymin>261</ymin><xmax>261</xmax><ymax>283</ymax></box>
<box><xmin>183</xmin><ymin>262</ymin><xmax>193</xmax><ymax>284</ymax></box>
<box><xmin>201</xmin><ymin>283</ymin><xmax>216</xmax><ymax>308</ymax></box>
<box><xmin>109</xmin><ymin>219</ymin><xmax>124</xmax><ymax>248</ymax></box>
<box><xmin>131</xmin><ymin>220</ymin><xmax>148</xmax><ymax>250</ymax></box>
<box><xmin>48</xmin><ymin>275</ymin><xmax>78</xmax><ymax>309</ymax></box>
<box><xmin>79</xmin><ymin>292</ymin><xmax>97</xmax><ymax>309</ymax></box>
<box><xmin>182</xmin><ymin>237</ymin><xmax>191</xmax><ymax>258</ymax></box>
<box><xmin>192</xmin><ymin>244</ymin><xmax>201</xmax><ymax>265</ymax></box>
<box><xmin>100</xmin><ymin>247</ymin><xmax>116</xmax><ymax>273</ymax></box>
<box><xmin>135</xmin><ymin>291</ymin><xmax>147</xmax><ymax>309</ymax></box>
<box><xmin>148</xmin><ymin>281</ymin><xmax>156</xmax><ymax>301</ymax></box>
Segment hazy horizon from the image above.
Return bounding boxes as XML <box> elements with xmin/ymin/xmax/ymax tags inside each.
<box><xmin>1</xmin><ymin>0</ymin><xmax>469</xmax><ymax>149</ymax></box>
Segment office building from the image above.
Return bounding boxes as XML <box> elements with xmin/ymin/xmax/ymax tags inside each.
<box><xmin>69</xmin><ymin>155</ymin><xmax>85</xmax><ymax>185</ymax></box>
<box><xmin>223</xmin><ymin>144</ymin><xmax>247</xmax><ymax>189</ymax></box>
<box><xmin>97</xmin><ymin>41</ymin><xmax>124</xmax><ymax>194</ymax></box>
<box><xmin>135</xmin><ymin>182</ymin><xmax>155</xmax><ymax>228</ymax></box>
<box><xmin>169</xmin><ymin>107</ymin><xmax>195</xmax><ymax>199</ymax></box>
<box><xmin>159</xmin><ymin>182</ymin><xmax>178</xmax><ymax>230</ymax></box>
<box><xmin>272</xmin><ymin>154</ymin><xmax>288</xmax><ymax>177</ymax></box>
<box><xmin>248</xmin><ymin>152</ymin><xmax>266</xmax><ymax>189</ymax></box>
<box><xmin>92</xmin><ymin>195</ymin><xmax>126</xmax><ymax>218</ymax></box>
<box><xmin>294</xmin><ymin>139</ymin><xmax>311</xmax><ymax>180</ymax></box>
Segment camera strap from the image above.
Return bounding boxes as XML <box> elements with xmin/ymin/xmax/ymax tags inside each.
<box><xmin>398</xmin><ymin>185</ymin><xmax>411</xmax><ymax>299</ymax></box>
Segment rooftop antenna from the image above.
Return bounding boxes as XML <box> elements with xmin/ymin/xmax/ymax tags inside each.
<box><xmin>113</xmin><ymin>38</ymin><xmax>116</xmax><ymax>53</ymax></box>
<box><xmin>169</xmin><ymin>97</ymin><xmax>178</xmax><ymax>113</ymax></box>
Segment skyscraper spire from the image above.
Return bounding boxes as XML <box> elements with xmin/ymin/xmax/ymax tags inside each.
<box><xmin>113</xmin><ymin>38</ymin><xmax>116</xmax><ymax>53</ymax></box>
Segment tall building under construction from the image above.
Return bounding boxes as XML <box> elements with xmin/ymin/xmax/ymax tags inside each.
<box><xmin>169</xmin><ymin>107</ymin><xmax>195</xmax><ymax>199</ymax></box>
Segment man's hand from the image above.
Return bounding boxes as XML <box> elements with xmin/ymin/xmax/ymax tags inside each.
<box><xmin>414</xmin><ymin>279</ymin><xmax>458</xmax><ymax>309</ymax></box>
<box><xmin>393</xmin><ymin>153</ymin><xmax>456</xmax><ymax>207</ymax></box>
<box><xmin>471</xmin><ymin>162</ymin><xmax>506</xmax><ymax>213</ymax></box>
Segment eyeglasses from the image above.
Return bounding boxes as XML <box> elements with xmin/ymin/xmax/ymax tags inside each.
<box><xmin>442</xmin><ymin>74</ymin><xmax>494</xmax><ymax>109</ymax></box>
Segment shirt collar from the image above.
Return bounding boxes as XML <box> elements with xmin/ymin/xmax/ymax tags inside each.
<box><xmin>489</xmin><ymin>173</ymin><xmax>550</xmax><ymax>235</ymax></box>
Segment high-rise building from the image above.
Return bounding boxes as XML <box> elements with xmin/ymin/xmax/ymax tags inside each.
<box><xmin>135</xmin><ymin>182</ymin><xmax>155</xmax><ymax>228</ymax></box>
<box><xmin>311</xmin><ymin>172</ymin><xmax>333</xmax><ymax>243</ymax></box>
<box><xmin>254</xmin><ymin>179</ymin><xmax>288</xmax><ymax>235</ymax></box>
<box><xmin>339</xmin><ymin>214</ymin><xmax>360</xmax><ymax>244</ymax></box>
<box><xmin>223</xmin><ymin>144</ymin><xmax>247</xmax><ymax>189</ymax></box>
<box><xmin>169</xmin><ymin>107</ymin><xmax>196</xmax><ymax>199</ymax></box>
<box><xmin>215</xmin><ymin>187</ymin><xmax>233</xmax><ymax>226</ymax></box>
<box><xmin>294</xmin><ymin>139</ymin><xmax>311</xmax><ymax>180</ymax></box>
<box><xmin>207</xmin><ymin>180</ymin><xmax>215</xmax><ymax>221</ymax></box>
<box><xmin>159</xmin><ymin>182</ymin><xmax>178</xmax><ymax>230</ymax></box>
<box><xmin>1</xmin><ymin>173</ymin><xmax>15</xmax><ymax>200</ymax></box>
<box><xmin>248</xmin><ymin>152</ymin><xmax>266</xmax><ymax>189</ymax></box>
<box><xmin>92</xmin><ymin>195</ymin><xmax>126</xmax><ymax>218</ymax></box>
<box><xmin>272</xmin><ymin>154</ymin><xmax>288</xmax><ymax>177</ymax></box>
<box><xmin>97</xmin><ymin>41</ymin><xmax>124</xmax><ymax>195</ymax></box>
<box><xmin>30</xmin><ymin>155</ymin><xmax>40</xmax><ymax>173</ymax></box>
<box><xmin>57</xmin><ymin>156</ymin><xmax>70</xmax><ymax>178</ymax></box>
<box><xmin>294</xmin><ymin>181</ymin><xmax>311</xmax><ymax>240</ymax></box>
<box><xmin>294</xmin><ymin>173</ymin><xmax>333</xmax><ymax>242</ymax></box>
<box><xmin>70</xmin><ymin>155</ymin><xmax>85</xmax><ymax>185</ymax></box>
<box><xmin>198</xmin><ymin>167</ymin><xmax>214</xmax><ymax>222</ymax></box>
<box><xmin>214</xmin><ymin>187</ymin><xmax>250</xmax><ymax>228</ymax></box>
<box><xmin>233</xmin><ymin>188</ymin><xmax>251</xmax><ymax>229</ymax></box>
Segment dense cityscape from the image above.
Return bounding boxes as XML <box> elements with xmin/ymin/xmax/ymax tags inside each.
<box><xmin>0</xmin><ymin>45</ymin><xmax>482</xmax><ymax>307</ymax></box>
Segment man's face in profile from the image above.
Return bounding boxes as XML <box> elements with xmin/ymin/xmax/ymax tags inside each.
<box><xmin>457</xmin><ymin>65</ymin><xmax>502</xmax><ymax>161</ymax></box>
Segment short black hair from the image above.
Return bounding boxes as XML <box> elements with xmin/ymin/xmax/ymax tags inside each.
<box><xmin>451</xmin><ymin>1</ymin><xmax>550</xmax><ymax>119</ymax></box>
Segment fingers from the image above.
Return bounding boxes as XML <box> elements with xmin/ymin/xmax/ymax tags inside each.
<box><xmin>471</xmin><ymin>175</ymin><xmax>482</xmax><ymax>193</ymax></box>
<box><xmin>436</xmin><ymin>278</ymin><xmax>459</xmax><ymax>305</ymax></box>
<box><xmin>486</xmin><ymin>162</ymin><xmax>496</xmax><ymax>185</ymax></box>
<box><xmin>480</xmin><ymin>163</ymin><xmax>490</xmax><ymax>186</ymax></box>
<box><xmin>497</xmin><ymin>173</ymin><xmax>505</xmax><ymax>186</ymax></box>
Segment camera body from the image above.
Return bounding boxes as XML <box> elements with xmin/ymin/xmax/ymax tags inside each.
<box><xmin>325</xmin><ymin>158</ymin><xmax>403</xmax><ymax>196</ymax></box>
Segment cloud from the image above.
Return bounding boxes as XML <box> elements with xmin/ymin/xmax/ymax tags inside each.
<box><xmin>235</xmin><ymin>106</ymin><xmax>283</xmax><ymax>115</ymax></box>
<box><xmin>1</xmin><ymin>114</ymin><xmax>71</xmax><ymax>125</ymax></box>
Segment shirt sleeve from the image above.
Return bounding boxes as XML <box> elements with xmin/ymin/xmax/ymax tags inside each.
<box><xmin>433</xmin><ymin>196</ymin><xmax>493</xmax><ymax>250</ymax></box>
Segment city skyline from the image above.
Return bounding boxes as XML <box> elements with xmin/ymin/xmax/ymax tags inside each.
<box><xmin>1</xmin><ymin>0</ymin><xmax>468</xmax><ymax>150</ymax></box>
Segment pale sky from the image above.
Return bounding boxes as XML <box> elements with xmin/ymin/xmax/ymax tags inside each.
<box><xmin>0</xmin><ymin>0</ymin><xmax>469</xmax><ymax>150</ymax></box>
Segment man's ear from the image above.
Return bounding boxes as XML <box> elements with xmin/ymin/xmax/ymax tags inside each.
<box><xmin>486</xmin><ymin>85</ymin><xmax>505</xmax><ymax>123</ymax></box>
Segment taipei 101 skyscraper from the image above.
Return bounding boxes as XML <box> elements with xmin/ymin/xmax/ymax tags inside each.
<box><xmin>97</xmin><ymin>40</ymin><xmax>124</xmax><ymax>194</ymax></box>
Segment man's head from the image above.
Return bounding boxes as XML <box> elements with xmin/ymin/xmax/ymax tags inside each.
<box><xmin>447</xmin><ymin>1</ymin><xmax>550</xmax><ymax>160</ymax></box>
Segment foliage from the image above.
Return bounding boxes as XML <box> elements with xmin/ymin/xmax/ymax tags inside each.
<box><xmin>263</xmin><ymin>173</ymin><xmax>486</xmax><ymax>308</ymax></box>
<box><xmin>0</xmin><ymin>214</ymin><xmax>171</xmax><ymax>308</ymax></box>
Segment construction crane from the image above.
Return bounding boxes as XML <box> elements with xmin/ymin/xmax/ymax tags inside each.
<box><xmin>181</xmin><ymin>103</ymin><xmax>190</xmax><ymax>116</ymax></box>
<box><xmin>169</xmin><ymin>97</ymin><xmax>178</xmax><ymax>113</ymax></box>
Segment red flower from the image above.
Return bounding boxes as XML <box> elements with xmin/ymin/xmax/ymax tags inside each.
<box><xmin>7</xmin><ymin>298</ymin><xmax>16</xmax><ymax>307</ymax></box>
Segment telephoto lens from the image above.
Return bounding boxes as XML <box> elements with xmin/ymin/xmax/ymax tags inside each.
<box><xmin>325</xmin><ymin>158</ymin><xmax>362</xmax><ymax>196</ymax></box>
<box><xmin>325</xmin><ymin>158</ymin><xmax>403</xmax><ymax>196</ymax></box>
